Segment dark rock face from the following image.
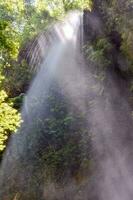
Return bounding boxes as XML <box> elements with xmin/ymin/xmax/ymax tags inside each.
<box><xmin>83</xmin><ymin>7</ymin><xmax>128</xmax><ymax>76</ymax></box>
<box><xmin>83</xmin><ymin>9</ymin><xmax>103</xmax><ymax>43</ymax></box>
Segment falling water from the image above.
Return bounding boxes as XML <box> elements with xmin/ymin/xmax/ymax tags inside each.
<box><xmin>1</xmin><ymin>10</ymin><xmax>133</xmax><ymax>200</ymax></box>
<box><xmin>0</xmin><ymin>11</ymin><xmax>90</xmax><ymax>200</ymax></box>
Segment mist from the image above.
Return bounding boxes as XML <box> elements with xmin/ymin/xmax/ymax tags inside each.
<box><xmin>0</xmin><ymin>9</ymin><xmax>133</xmax><ymax>200</ymax></box>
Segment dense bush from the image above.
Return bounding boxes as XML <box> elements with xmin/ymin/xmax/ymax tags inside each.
<box><xmin>0</xmin><ymin>90</ymin><xmax>21</xmax><ymax>152</ymax></box>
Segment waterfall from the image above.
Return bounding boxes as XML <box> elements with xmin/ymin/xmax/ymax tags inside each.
<box><xmin>0</xmin><ymin>11</ymin><xmax>90</xmax><ymax>200</ymax></box>
<box><xmin>1</xmin><ymin>10</ymin><xmax>133</xmax><ymax>200</ymax></box>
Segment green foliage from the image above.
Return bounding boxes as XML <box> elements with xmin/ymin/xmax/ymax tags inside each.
<box><xmin>43</xmin><ymin>0</ymin><xmax>92</xmax><ymax>16</ymax></box>
<box><xmin>62</xmin><ymin>0</ymin><xmax>92</xmax><ymax>11</ymax></box>
<box><xmin>3</xmin><ymin>60</ymin><xmax>32</xmax><ymax>96</ymax></box>
<box><xmin>0</xmin><ymin>90</ymin><xmax>21</xmax><ymax>152</ymax></box>
<box><xmin>39</xmin><ymin>93</ymin><xmax>87</xmax><ymax>181</ymax></box>
<box><xmin>84</xmin><ymin>0</ymin><xmax>133</xmax><ymax>74</ymax></box>
<box><xmin>22</xmin><ymin>4</ymin><xmax>53</xmax><ymax>43</ymax></box>
<box><xmin>0</xmin><ymin>0</ymin><xmax>51</xmax><ymax>94</ymax></box>
<box><xmin>84</xmin><ymin>38</ymin><xmax>112</xmax><ymax>67</ymax></box>
<box><xmin>9</xmin><ymin>93</ymin><xmax>25</xmax><ymax>110</ymax></box>
<box><xmin>0</xmin><ymin>1</ymin><xmax>95</xmax><ymax>197</ymax></box>
<box><xmin>0</xmin><ymin>0</ymin><xmax>92</xmax><ymax>99</ymax></box>
<box><xmin>0</xmin><ymin>0</ymin><xmax>24</xmax><ymax>62</ymax></box>
<box><xmin>0</xmin><ymin>83</ymin><xmax>92</xmax><ymax>200</ymax></box>
<box><xmin>110</xmin><ymin>1</ymin><xmax>133</xmax><ymax>64</ymax></box>
<box><xmin>20</xmin><ymin>84</ymin><xmax>92</xmax><ymax>183</ymax></box>
<box><xmin>93</xmin><ymin>0</ymin><xmax>133</xmax><ymax>71</ymax></box>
